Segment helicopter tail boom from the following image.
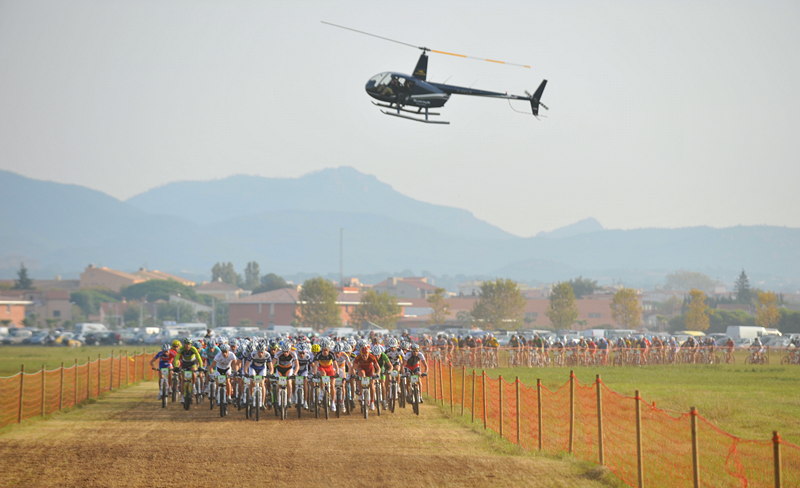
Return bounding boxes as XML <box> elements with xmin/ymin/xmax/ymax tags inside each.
<box><xmin>530</xmin><ymin>79</ymin><xmax>548</xmax><ymax>116</ymax></box>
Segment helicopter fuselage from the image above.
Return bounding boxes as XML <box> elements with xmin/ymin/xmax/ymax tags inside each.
<box><xmin>365</xmin><ymin>72</ymin><xmax>450</xmax><ymax>108</ymax></box>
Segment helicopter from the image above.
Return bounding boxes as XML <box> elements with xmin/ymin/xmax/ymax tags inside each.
<box><xmin>323</xmin><ymin>21</ymin><xmax>548</xmax><ymax>125</ymax></box>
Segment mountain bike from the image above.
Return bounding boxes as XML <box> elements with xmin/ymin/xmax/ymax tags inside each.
<box><xmin>273</xmin><ymin>375</ymin><xmax>291</xmax><ymax>420</ymax></box>
<box><xmin>374</xmin><ymin>375</ymin><xmax>384</xmax><ymax>416</ymax></box>
<box><xmin>387</xmin><ymin>370</ymin><xmax>401</xmax><ymax>413</ymax></box>
<box><xmin>334</xmin><ymin>375</ymin><xmax>347</xmax><ymax>418</ymax></box>
<box><xmin>406</xmin><ymin>372</ymin><xmax>427</xmax><ymax>416</ymax></box>
<box><xmin>194</xmin><ymin>371</ymin><xmax>205</xmax><ymax>405</ymax></box>
<box><xmin>171</xmin><ymin>371</ymin><xmax>180</xmax><ymax>403</ymax></box>
<box><xmin>155</xmin><ymin>367</ymin><xmax>170</xmax><ymax>408</ymax></box>
<box><xmin>238</xmin><ymin>374</ymin><xmax>250</xmax><ymax>411</ymax></box>
<box><xmin>181</xmin><ymin>369</ymin><xmax>195</xmax><ymax>410</ymax></box>
<box><xmin>359</xmin><ymin>376</ymin><xmax>380</xmax><ymax>419</ymax></box>
<box><xmin>294</xmin><ymin>375</ymin><xmax>306</xmax><ymax>418</ymax></box>
<box><xmin>246</xmin><ymin>373</ymin><xmax>265</xmax><ymax>421</ymax></box>
<box><xmin>215</xmin><ymin>372</ymin><xmax>229</xmax><ymax>417</ymax></box>
<box><xmin>208</xmin><ymin>372</ymin><xmax>217</xmax><ymax>410</ymax></box>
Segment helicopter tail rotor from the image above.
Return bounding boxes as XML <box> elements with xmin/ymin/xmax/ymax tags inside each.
<box><xmin>528</xmin><ymin>80</ymin><xmax>548</xmax><ymax>116</ymax></box>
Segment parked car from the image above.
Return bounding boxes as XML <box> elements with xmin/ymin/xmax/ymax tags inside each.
<box><xmin>2</xmin><ymin>328</ymin><xmax>35</xmax><ymax>344</ymax></box>
<box><xmin>82</xmin><ymin>331</ymin><xmax>122</xmax><ymax>346</ymax></box>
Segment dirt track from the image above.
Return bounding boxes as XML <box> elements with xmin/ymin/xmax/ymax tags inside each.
<box><xmin>0</xmin><ymin>383</ymin><xmax>620</xmax><ymax>488</ymax></box>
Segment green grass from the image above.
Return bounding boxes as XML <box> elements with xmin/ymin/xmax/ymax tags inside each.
<box><xmin>481</xmin><ymin>359</ymin><xmax>800</xmax><ymax>445</ymax></box>
<box><xmin>0</xmin><ymin>345</ymin><xmax>157</xmax><ymax>376</ymax></box>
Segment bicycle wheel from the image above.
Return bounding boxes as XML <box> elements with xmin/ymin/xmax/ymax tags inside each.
<box><xmin>255</xmin><ymin>394</ymin><xmax>260</xmax><ymax>422</ymax></box>
<box><xmin>389</xmin><ymin>384</ymin><xmax>396</xmax><ymax>413</ymax></box>
<box><xmin>375</xmin><ymin>386</ymin><xmax>381</xmax><ymax>417</ymax></box>
<box><xmin>412</xmin><ymin>386</ymin><xmax>420</xmax><ymax>416</ymax></box>
<box><xmin>296</xmin><ymin>389</ymin><xmax>303</xmax><ymax>418</ymax></box>
<box><xmin>323</xmin><ymin>390</ymin><xmax>329</xmax><ymax>420</ymax></box>
<box><xmin>171</xmin><ymin>377</ymin><xmax>178</xmax><ymax>403</ymax></box>
<box><xmin>399</xmin><ymin>380</ymin><xmax>406</xmax><ymax>409</ymax></box>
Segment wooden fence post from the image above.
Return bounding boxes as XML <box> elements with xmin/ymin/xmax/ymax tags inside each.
<box><xmin>460</xmin><ymin>366</ymin><xmax>466</xmax><ymax>417</ymax></box>
<box><xmin>96</xmin><ymin>353</ymin><xmax>101</xmax><ymax>396</ymax></box>
<box><xmin>470</xmin><ymin>370</ymin><xmax>476</xmax><ymax>423</ymax></box>
<box><xmin>569</xmin><ymin>370</ymin><xmax>575</xmax><ymax>454</ymax></box>
<box><xmin>86</xmin><ymin>357</ymin><xmax>91</xmax><ymax>399</ymax></box>
<box><xmin>499</xmin><ymin>375</ymin><xmax>504</xmax><ymax>439</ymax></box>
<box><xmin>17</xmin><ymin>364</ymin><xmax>24</xmax><ymax>423</ymax></box>
<box><xmin>439</xmin><ymin>361</ymin><xmax>445</xmax><ymax>406</ymax></box>
<box><xmin>636</xmin><ymin>390</ymin><xmax>644</xmax><ymax>488</ymax></box>
<box><xmin>432</xmin><ymin>359</ymin><xmax>437</xmax><ymax>401</ymax></box>
<box><xmin>449</xmin><ymin>362</ymin><xmax>454</xmax><ymax>415</ymax></box>
<box><xmin>596</xmin><ymin>374</ymin><xmax>605</xmax><ymax>466</ymax></box>
<box><xmin>73</xmin><ymin>359</ymin><xmax>78</xmax><ymax>406</ymax></box>
<box><xmin>482</xmin><ymin>371</ymin><xmax>487</xmax><ymax>430</ymax></box>
<box><xmin>515</xmin><ymin>376</ymin><xmax>521</xmax><ymax>445</ymax></box>
<box><xmin>537</xmin><ymin>378</ymin><xmax>543</xmax><ymax>451</ymax></box>
<box><xmin>41</xmin><ymin>364</ymin><xmax>46</xmax><ymax>417</ymax></box>
<box><xmin>773</xmin><ymin>431</ymin><xmax>782</xmax><ymax>488</ymax></box>
<box><xmin>109</xmin><ymin>350</ymin><xmax>114</xmax><ymax>391</ymax></box>
<box><xmin>690</xmin><ymin>406</ymin><xmax>700</xmax><ymax>488</ymax></box>
<box><xmin>59</xmin><ymin>362</ymin><xmax>65</xmax><ymax>411</ymax></box>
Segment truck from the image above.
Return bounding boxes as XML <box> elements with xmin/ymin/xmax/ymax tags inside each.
<box><xmin>725</xmin><ymin>326</ymin><xmax>774</xmax><ymax>340</ymax></box>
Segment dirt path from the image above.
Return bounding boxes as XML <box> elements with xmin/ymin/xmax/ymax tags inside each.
<box><xmin>0</xmin><ymin>383</ymin><xmax>621</xmax><ymax>488</ymax></box>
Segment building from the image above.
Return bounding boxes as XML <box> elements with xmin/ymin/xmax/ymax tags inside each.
<box><xmin>373</xmin><ymin>277</ymin><xmax>439</xmax><ymax>299</ymax></box>
<box><xmin>0</xmin><ymin>297</ymin><xmax>33</xmax><ymax>327</ymax></box>
<box><xmin>195</xmin><ymin>280</ymin><xmax>250</xmax><ymax>301</ymax></box>
<box><xmin>228</xmin><ymin>287</ymin><xmax>411</xmax><ymax>329</ymax></box>
<box><xmin>79</xmin><ymin>265</ymin><xmax>144</xmax><ymax>292</ymax></box>
<box><xmin>133</xmin><ymin>268</ymin><xmax>195</xmax><ymax>287</ymax></box>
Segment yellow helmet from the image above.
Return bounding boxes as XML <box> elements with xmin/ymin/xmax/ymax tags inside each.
<box><xmin>311</xmin><ymin>344</ymin><xmax>321</xmax><ymax>353</ymax></box>
<box><xmin>171</xmin><ymin>340</ymin><xmax>181</xmax><ymax>348</ymax></box>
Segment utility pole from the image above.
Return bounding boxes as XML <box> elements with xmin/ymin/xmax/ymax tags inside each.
<box><xmin>339</xmin><ymin>227</ymin><xmax>344</xmax><ymax>288</ymax></box>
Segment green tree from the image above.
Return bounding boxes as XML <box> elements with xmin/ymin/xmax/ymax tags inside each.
<box><xmin>547</xmin><ymin>282</ymin><xmax>578</xmax><ymax>330</ymax></box>
<box><xmin>427</xmin><ymin>287</ymin><xmax>450</xmax><ymax>325</ymax></box>
<box><xmin>472</xmin><ymin>279</ymin><xmax>526</xmax><ymax>330</ymax></box>
<box><xmin>734</xmin><ymin>270</ymin><xmax>753</xmax><ymax>305</ymax></box>
<box><xmin>352</xmin><ymin>289</ymin><xmax>401</xmax><ymax>329</ymax></box>
<box><xmin>665</xmin><ymin>271</ymin><xmax>717</xmax><ymax>293</ymax></box>
<box><xmin>243</xmin><ymin>261</ymin><xmax>261</xmax><ymax>290</ymax></box>
<box><xmin>156</xmin><ymin>302</ymin><xmax>195</xmax><ymax>323</ymax></box>
<box><xmin>211</xmin><ymin>262</ymin><xmax>240</xmax><ymax>286</ymax></box>
<box><xmin>684</xmin><ymin>289</ymin><xmax>710</xmax><ymax>331</ymax></box>
<box><xmin>610</xmin><ymin>288</ymin><xmax>642</xmax><ymax>328</ymax></box>
<box><xmin>755</xmin><ymin>291</ymin><xmax>780</xmax><ymax>328</ymax></box>
<box><xmin>567</xmin><ymin>276</ymin><xmax>598</xmax><ymax>299</ymax></box>
<box><xmin>298</xmin><ymin>277</ymin><xmax>341</xmax><ymax>329</ymax></box>
<box><xmin>253</xmin><ymin>273</ymin><xmax>291</xmax><ymax>294</ymax></box>
<box><xmin>121</xmin><ymin>280</ymin><xmax>197</xmax><ymax>302</ymax></box>
<box><xmin>13</xmin><ymin>263</ymin><xmax>33</xmax><ymax>290</ymax></box>
<box><xmin>71</xmin><ymin>289</ymin><xmax>119</xmax><ymax>317</ymax></box>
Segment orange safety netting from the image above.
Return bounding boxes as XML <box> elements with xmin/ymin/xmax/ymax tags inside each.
<box><xmin>0</xmin><ymin>353</ymin><xmax>153</xmax><ymax>429</ymax></box>
<box><xmin>425</xmin><ymin>359</ymin><xmax>800</xmax><ymax>488</ymax></box>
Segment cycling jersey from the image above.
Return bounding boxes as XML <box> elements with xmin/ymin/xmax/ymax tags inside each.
<box><xmin>274</xmin><ymin>351</ymin><xmax>297</xmax><ymax>375</ymax></box>
<box><xmin>386</xmin><ymin>347</ymin><xmax>403</xmax><ymax>366</ymax></box>
<box><xmin>353</xmin><ymin>353</ymin><xmax>380</xmax><ymax>376</ymax></box>
<box><xmin>376</xmin><ymin>352</ymin><xmax>392</xmax><ymax>372</ymax></box>
<box><xmin>213</xmin><ymin>351</ymin><xmax>237</xmax><ymax>370</ymax></box>
<box><xmin>296</xmin><ymin>352</ymin><xmax>313</xmax><ymax>376</ymax></box>
<box><xmin>403</xmin><ymin>351</ymin><xmax>426</xmax><ymax>370</ymax></box>
<box><xmin>153</xmin><ymin>350</ymin><xmax>176</xmax><ymax>369</ymax></box>
<box><xmin>315</xmin><ymin>351</ymin><xmax>337</xmax><ymax>376</ymax></box>
<box><xmin>248</xmin><ymin>352</ymin><xmax>271</xmax><ymax>376</ymax></box>
<box><xmin>174</xmin><ymin>346</ymin><xmax>203</xmax><ymax>369</ymax></box>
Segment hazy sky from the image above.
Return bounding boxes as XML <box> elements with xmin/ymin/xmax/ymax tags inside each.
<box><xmin>1</xmin><ymin>0</ymin><xmax>799</xmax><ymax>237</ymax></box>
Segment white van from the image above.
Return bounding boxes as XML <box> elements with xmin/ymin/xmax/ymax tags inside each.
<box><xmin>74</xmin><ymin>323</ymin><xmax>108</xmax><ymax>335</ymax></box>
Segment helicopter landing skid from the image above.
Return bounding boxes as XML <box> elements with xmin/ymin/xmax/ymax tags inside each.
<box><xmin>372</xmin><ymin>102</ymin><xmax>449</xmax><ymax>124</ymax></box>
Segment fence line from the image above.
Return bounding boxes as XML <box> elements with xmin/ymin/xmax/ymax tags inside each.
<box><xmin>423</xmin><ymin>358</ymin><xmax>799</xmax><ymax>488</ymax></box>
<box><xmin>0</xmin><ymin>352</ymin><xmax>154</xmax><ymax>429</ymax></box>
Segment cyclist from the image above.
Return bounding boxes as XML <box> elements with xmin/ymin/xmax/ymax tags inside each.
<box><xmin>273</xmin><ymin>341</ymin><xmax>299</xmax><ymax>406</ymax></box>
<box><xmin>295</xmin><ymin>343</ymin><xmax>314</xmax><ymax>408</ymax></box>
<box><xmin>372</xmin><ymin>344</ymin><xmax>393</xmax><ymax>408</ymax></box>
<box><xmin>210</xmin><ymin>343</ymin><xmax>239</xmax><ymax>398</ymax></box>
<box><xmin>243</xmin><ymin>343</ymin><xmax>273</xmax><ymax>409</ymax></box>
<box><xmin>149</xmin><ymin>343</ymin><xmax>177</xmax><ymax>396</ymax></box>
<box><xmin>173</xmin><ymin>338</ymin><xmax>204</xmax><ymax>402</ymax></box>
<box><xmin>402</xmin><ymin>343</ymin><xmax>428</xmax><ymax>403</ymax></box>
<box><xmin>750</xmin><ymin>337</ymin><xmax>765</xmax><ymax>363</ymax></box>
<box><xmin>313</xmin><ymin>340</ymin><xmax>337</xmax><ymax>408</ymax></box>
<box><xmin>332</xmin><ymin>343</ymin><xmax>353</xmax><ymax>412</ymax></box>
<box><xmin>352</xmin><ymin>345</ymin><xmax>381</xmax><ymax>410</ymax></box>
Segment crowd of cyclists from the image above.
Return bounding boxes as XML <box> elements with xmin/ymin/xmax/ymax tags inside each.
<box><xmin>150</xmin><ymin>329</ymin><xmax>800</xmax><ymax>418</ymax></box>
<box><xmin>150</xmin><ymin>331</ymin><xmax>429</xmax><ymax>419</ymax></box>
<box><xmin>418</xmin><ymin>332</ymin><xmax>800</xmax><ymax>368</ymax></box>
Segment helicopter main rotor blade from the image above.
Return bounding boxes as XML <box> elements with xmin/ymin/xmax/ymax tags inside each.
<box><xmin>321</xmin><ymin>21</ymin><xmax>425</xmax><ymax>51</ymax></box>
<box><xmin>322</xmin><ymin>21</ymin><xmax>531</xmax><ymax>69</ymax></box>
<box><xmin>429</xmin><ymin>49</ymin><xmax>531</xmax><ymax>69</ymax></box>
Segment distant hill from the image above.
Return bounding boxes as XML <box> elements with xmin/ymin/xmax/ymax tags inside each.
<box><xmin>2</xmin><ymin>168</ymin><xmax>800</xmax><ymax>290</ymax></box>
<box><xmin>126</xmin><ymin>167</ymin><xmax>513</xmax><ymax>241</ymax></box>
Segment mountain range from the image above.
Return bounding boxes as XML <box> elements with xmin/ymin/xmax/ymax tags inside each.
<box><xmin>2</xmin><ymin>167</ymin><xmax>799</xmax><ymax>290</ymax></box>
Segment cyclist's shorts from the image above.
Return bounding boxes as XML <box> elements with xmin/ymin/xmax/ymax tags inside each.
<box><xmin>216</xmin><ymin>367</ymin><xmax>230</xmax><ymax>376</ymax></box>
<box><xmin>276</xmin><ymin>365</ymin><xmax>293</xmax><ymax>376</ymax></box>
<box><xmin>158</xmin><ymin>361</ymin><xmax>172</xmax><ymax>369</ymax></box>
<box><xmin>357</xmin><ymin>365</ymin><xmax>377</xmax><ymax>377</ymax></box>
<box><xmin>180</xmin><ymin>364</ymin><xmax>198</xmax><ymax>372</ymax></box>
<box><xmin>249</xmin><ymin>366</ymin><xmax>266</xmax><ymax>377</ymax></box>
<box><xmin>405</xmin><ymin>367</ymin><xmax>421</xmax><ymax>375</ymax></box>
<box><xmin>318</xmin><ymin>364</ymin><xmax>336</xmax><ymax>377</ymax></box>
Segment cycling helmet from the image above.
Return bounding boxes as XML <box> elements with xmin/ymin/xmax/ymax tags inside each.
<box><xmin>343</xmin><ymin>343</ymin><xmax>353</xmax><ymax>354</ymax></box>
<box><xmin>371</xmin><ymin>345</ymin><xmax>384</xmax><ymax>356</ymax></box>
<box><xmin>192</xmin><ymin>340</ymin><xmax>202</xmax><ymax>349</ymax></box>
<box><xmin>257</xmin><ymin>343</ymin><xmax>267</xmax><ymax>353</ymax></box>
<box><xmin>387</xmin><ymin>337</ymin><xmax>399</xmax><ymax>348</ymax></box>
<box><xmin>220</xmin><ymin>344</ymin><xmax>230</xmax><ymax>352</ymax></box>
<box><xmin>280</xmin><ymin>341</ymin><xmax>291</xmax><ymax>352</ymax></box>
<box><xmin>311</xmin><ymin>344</ymin><xmax>321</xmax><ymax>353</ymax></box>
<box><xmin>411</xmin><ymin>343</ymin><xmax>420</xmax><ymax>351</ymax></box>
<box><xmin>161</xmin><ymin>343</ymin><xmax>170</xmax><ymax>352</ymax></box>
<box><xmin>182</xmin><ymin>337</ymin><xmax>191</xmax><ymax>345</ymax></box>
<box><xmin>171</xmin><ymin>339</ymin><xmax>181</xmax><ymax>348</ymax></box>
<box><xmin>360</xmin><ymin>345</ymin><xmax>370</xmax><ymax>355</ymax></box>
<box><xmin>333</xmin><ymin>343</ymin><xmax>343</xmax><ymax>354</ymax></box>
